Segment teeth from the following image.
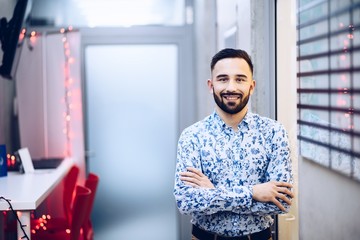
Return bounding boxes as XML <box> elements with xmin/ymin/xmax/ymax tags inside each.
<box><xmin>224</xmin><ymin>96</ymin><xmax>240</xmax><ymax>100</ymax></box>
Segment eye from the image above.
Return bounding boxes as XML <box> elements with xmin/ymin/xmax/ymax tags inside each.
<box><xmin>218</xmin><ymin>78</ymin><xmax>228</xmax><ymax>82</ymax></box>
<box><xmin>236</xmin><ymin>78</ymin><xmax>245</xmax><ymax>82</ymax></box>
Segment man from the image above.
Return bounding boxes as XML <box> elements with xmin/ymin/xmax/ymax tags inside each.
<box><xmin>173</xmin><ymin>48</ymin><xmax>294</xmax><ymax>240</ymax></box>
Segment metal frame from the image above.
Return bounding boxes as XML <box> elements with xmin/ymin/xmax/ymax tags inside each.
<box><xmin>79</xmin><ymin>25</ymin><xmax>195</xmax><ymax>240</ymax></box>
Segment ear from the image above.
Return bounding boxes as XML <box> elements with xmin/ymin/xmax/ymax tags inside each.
<box><xmin>207</xmin><ymin>79</ymin><xmax>213</xmax><ymax>93</ymax></box>
<box><xmin>250</xmin><ymin>79</ymin><xmax>256</xmax><ymax>95</ymax></box>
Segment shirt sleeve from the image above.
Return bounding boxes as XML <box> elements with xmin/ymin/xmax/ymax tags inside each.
<box><xmin>173</xmin><ymin>130</ymin><xmax>253</xmax><ymax>215</ymax></box>
<box><xmin>234</xmin><ymin>123</ymin><xmax>293</xmax><ymax>215</ymax></box>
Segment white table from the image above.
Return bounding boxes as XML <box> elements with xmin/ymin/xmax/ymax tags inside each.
<box><xmin>0</xmin><ymin>157</ymin><xmax>73</xmax><ymax>239</ymax></box>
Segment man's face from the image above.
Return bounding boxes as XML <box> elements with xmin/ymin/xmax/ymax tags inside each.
<box><xmin>208</xmin><ymin>58</ymin><xmax>255</xmax><ymax>115</ymax></box>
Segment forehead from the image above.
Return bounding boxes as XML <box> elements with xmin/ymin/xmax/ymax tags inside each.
<box><xmin>212</xmin><ymin>58</ymin><xmax>252</xmax><ymax>78</ymax></box>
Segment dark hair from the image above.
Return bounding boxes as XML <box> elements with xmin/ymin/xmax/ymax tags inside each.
<box><xmin>210</xmin><ymin>48</ymin><xmax>253</xmax><ymax>75</ymax></box>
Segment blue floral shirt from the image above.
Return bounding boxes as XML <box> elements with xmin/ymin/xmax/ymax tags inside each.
<box><xmin>173</xmin><ymin>111</ymin><xmax>293</xmax><ymax>237</ymax></box>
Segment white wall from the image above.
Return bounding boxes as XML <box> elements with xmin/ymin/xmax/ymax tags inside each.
<box><xmin>15</xmin><ymin>31</ymin><xmax>85</xmax><ymax>176</ymax></box>
<box><xmin>300</xmin><ymin>160</ymin><xmax>360</xmax><ymax>239</ymax></box>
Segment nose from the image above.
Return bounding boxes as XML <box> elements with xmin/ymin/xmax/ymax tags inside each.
<box><xmin>225</xmin><ymin>79</ymin><xmax>237</xmax><ymax>91</ymax></box>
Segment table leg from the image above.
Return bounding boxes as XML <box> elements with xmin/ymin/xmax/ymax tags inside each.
<box><xmin>17</xmin><ymin>211</ymin><xmax>31</xmax><ymax>240</ymax></box>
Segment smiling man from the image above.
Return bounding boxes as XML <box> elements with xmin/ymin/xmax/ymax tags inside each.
<box><xmin>174</xmin><ymin>48</ymin><xmax>294</xmax><ymax>240</ymax></box>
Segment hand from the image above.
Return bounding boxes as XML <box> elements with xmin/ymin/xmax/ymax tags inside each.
<box><xmin>179</xmin><ymin>167</ymin><xmax>215</xmax><ymax>189</ymax></box>
<box><xmin>252</xmin><ymin>181</ymin><xmax>294</xmax><ymax>211</ymax></box>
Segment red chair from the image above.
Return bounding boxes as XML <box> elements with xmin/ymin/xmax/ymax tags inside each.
<box><xmin>32</xmin><ymin>172</ymin><xmax>99</xmax><ymax>240</ymax></box>
<box><xmin>63</xmin><ymin>165</ymin><xmax>80</xmax><ymax>222</ymax></box>
<box><xmin>31</xmin><ymin>164</ymin><xmax>80</xmax><ymax>231</ymax></box>
<box><xmin>32</xmin><ymin>185</ymin><xmax>91</xmax><ymax>240</ymax></box>
<box><xmin>82</xmin><ymin>173</ymin><xmax>99</xmax><ymax>240</ymax></box>
<box><xmin>4</xmin><ymin>164</ymin><xmax>80</xmax><ymax>234</ymax></box>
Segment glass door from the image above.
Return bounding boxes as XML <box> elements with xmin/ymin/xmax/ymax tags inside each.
<box><xmin>85</xmin><ymin>44</ymin><xmax>179</xmax><ymax>239</ymax></box>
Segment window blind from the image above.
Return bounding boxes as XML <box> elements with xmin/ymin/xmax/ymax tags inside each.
<box><xmin>297</xmin><ymin>0</ymin><xmax>360</xmax><ymax>181</ymax></box>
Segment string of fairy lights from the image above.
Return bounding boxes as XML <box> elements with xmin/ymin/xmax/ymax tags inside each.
<box><xmin>19</xmin><ymin>26</ymin><xmax>75</xmax><ymax>158</ymax></box>
<box><xmin>60</xmin><ymin>26</ymin><xmax>74</xmax><ymax>157</ymax></box>
<box><xmin>6</xmin><ymin>27</ymin><xmax>75</xmax><ymax>169</ymax></box>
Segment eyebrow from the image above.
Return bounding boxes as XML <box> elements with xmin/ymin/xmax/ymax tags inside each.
<box><xmin>216</xmin><ymin>74</ymin><xmax>248</xmax><ymax>79</ymax></box>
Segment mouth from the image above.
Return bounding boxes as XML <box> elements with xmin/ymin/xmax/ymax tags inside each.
<box><xmin>221</xmin><ymin>93</ymin><xmax>242</xmax><ymax>101</ymax></box>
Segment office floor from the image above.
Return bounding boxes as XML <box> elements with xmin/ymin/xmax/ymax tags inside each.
<box><xmin>94</xmin><ymin>210</ymin><xmax>177</xmax><ymax>240</ymax></box>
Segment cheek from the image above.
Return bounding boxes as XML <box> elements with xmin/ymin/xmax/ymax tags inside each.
<box><xmin>241</xmin><ymin>84</ymin><xmax>253</xmax><ymax>94</ymax></box>
<box><xmin>212</xmin><ymin>88</ymin><xmax>223</xmax><ymax>96</ymax></box>
<box><xmin>212</xmin><ymin>84</ymin><xmax>224</xmax><ymax>94</ymax></box>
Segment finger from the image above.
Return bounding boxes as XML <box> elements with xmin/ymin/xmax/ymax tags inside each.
<box><xmin>276</xmin><ymin>181</ymin><xmax>293</xmax><ymax>189</ymax></box>
<box><xmin>277</xmin><ymin>187</ymin><xmax>294</xmax><ymax>198</ymax></box>
<box><xmin>180</xmin><ymin>172</ymin><xmax>200</xmax><ymax>179</ymax></box>
<box><xmin>286</xmin><ymin>189</ymin><xmax>294</xmax><ymax>199</ymax></box>
<box><xmin>277</xmin><ymin>193</ymin><xmax>292</xmax><ymax>205</ymax></box>
<box><xmin>186</xmin><ymin>167</ymin><xmax>198</xmax><ymax>172</ymax></box>
<box><xmin>186</xmin><ymin>167</ymin><xmax>203</xmax><ymax>176</ymax></box>
<box><xmin>180</xmin><ymin>176</ymin><xmax>200</xmax><ymax>185</ymax></box>
<box><xmin>182</xmin><ymin>180</ymin><xmax>199</xmax><ymax>188</ymax></box>
<box><xmin>179</xmin><ymin>171</ymin><xmax>192</xmax><ymax>177</ymax></box>
<box><xmin>273</xmin><ymin>198</ymin><xmax>286</xmax><ymax>212</ymax></box>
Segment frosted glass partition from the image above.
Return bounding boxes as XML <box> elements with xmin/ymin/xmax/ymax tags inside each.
<box><xmin>85</xmin><ymin>44</ymin><xmax>178</xmax><ymax>239</ymax></box>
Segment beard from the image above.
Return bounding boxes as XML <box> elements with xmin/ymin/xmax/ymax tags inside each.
<box><xmin>213</xmin><ymin>89</ymin><xmax>250</xmax><ymax>114</ymax></box>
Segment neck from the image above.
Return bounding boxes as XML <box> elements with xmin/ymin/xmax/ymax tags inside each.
<box><xmin>216</xmin><ymin>106</ymin><xmax>248</xmax><ymax>131</ymax></box>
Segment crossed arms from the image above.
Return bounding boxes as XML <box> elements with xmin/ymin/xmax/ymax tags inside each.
<box><xmin>180</xmin><ymin>167</ymin><xmax>293</xmax><ymax>212</ymax></box>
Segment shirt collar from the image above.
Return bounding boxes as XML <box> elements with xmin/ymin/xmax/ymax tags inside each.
<box><xmin>211</xmin><ymin>110</ymin><xmax>252</xmax><ymax>131</ymax></box>
<box><xmin>241</xmin><ymin>112</ymin><xmax>253</xmax><ymax>130</ymax></box>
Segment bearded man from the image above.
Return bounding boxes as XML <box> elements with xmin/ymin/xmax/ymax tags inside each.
<box><xmin>173</xmin><ymin>48</ymin><xmax>294</xmax><ymax>240</ymax></box>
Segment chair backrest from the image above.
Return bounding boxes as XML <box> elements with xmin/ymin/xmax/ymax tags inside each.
<box><xmin>83</xmin><ymin>173</ymin><xmax>99</xmax><ymax>240</ymax></box>
<box><xmin>63</xmin><ymin>165</ymin><xmax>80</xmax><ymax>222</ymax></box>
<box><xmin>69</xmin><ymin>185</ymin><xmax>91</xmax><ymax>240</ymax></box>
